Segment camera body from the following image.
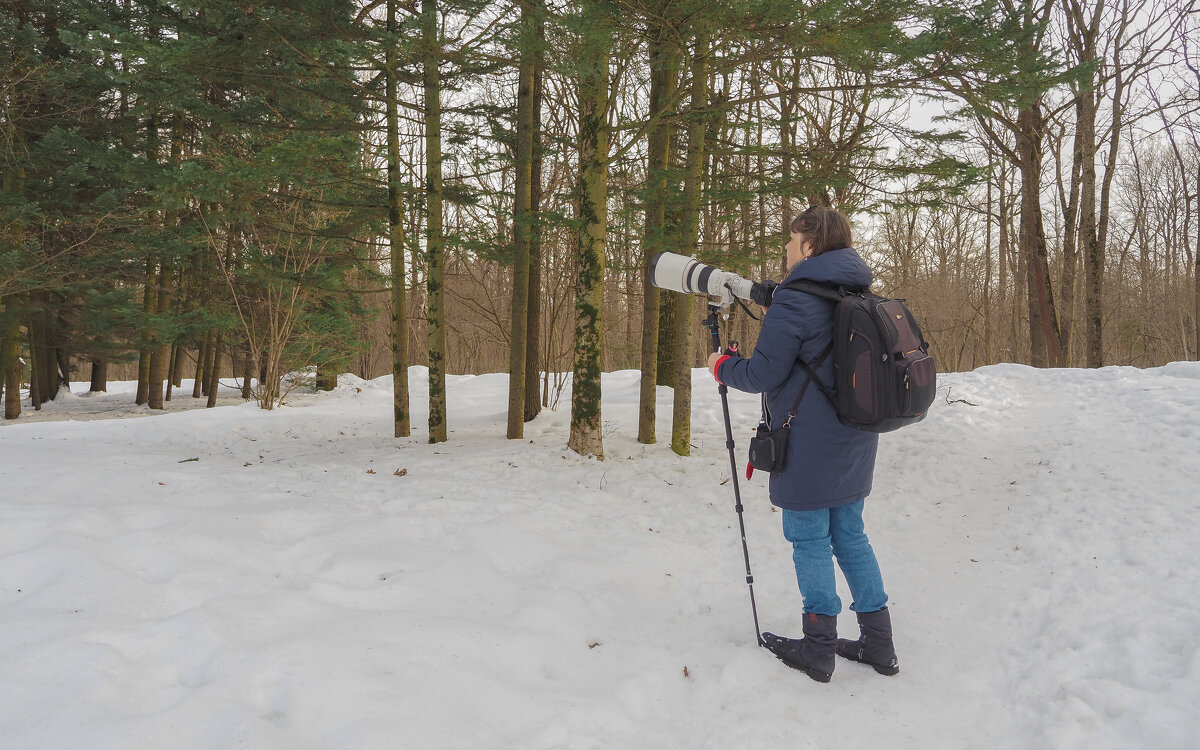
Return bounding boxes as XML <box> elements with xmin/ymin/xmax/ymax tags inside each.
<box><xmin>650</xmin><ymin>251</ymin><xmax>775</xmax><ymax>308</ymax></box>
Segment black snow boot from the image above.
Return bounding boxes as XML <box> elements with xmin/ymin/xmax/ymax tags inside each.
<box><xmin>836</xmin><ymin>607</ymin><xmax>899</xmax><ymax>676</ymax></box>
<box><xmin>761</xmin><ymin>613</ymin><xmax>837</xmax><ymax>683</ymax></box>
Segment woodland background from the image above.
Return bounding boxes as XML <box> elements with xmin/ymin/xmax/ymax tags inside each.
<box><xmin>2</xmin><ymin>0</ymin><xmax>1199</xmax><ymax>458</ymax></box>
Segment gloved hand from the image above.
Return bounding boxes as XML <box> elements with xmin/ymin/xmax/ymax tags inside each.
<box><xmin>708</xmin><ymin>344</ymin><xmax>742</xmax><ymax>383</ymax></box>
<box><xmin>750</xmin><ymin>279</ymin><xmax>778</xmax><ymax>308</ymax></box>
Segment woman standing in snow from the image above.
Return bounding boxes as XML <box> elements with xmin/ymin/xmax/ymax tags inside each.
<box><xmin>706</xmin><ymin>205</ymin><xmax>899</xmax><ymax>683</ymax></box>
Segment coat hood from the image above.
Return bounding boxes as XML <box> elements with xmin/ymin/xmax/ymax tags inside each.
<box><xmin>784</xmin><ymin>247</ymin><xmax>874</xmax><ymax>289</ymax></box>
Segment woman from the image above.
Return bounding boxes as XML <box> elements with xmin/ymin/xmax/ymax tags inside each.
<box><xmin>707</xmin><ymin>205</ymin><xmax>899</xmax><ymax>683</ymax></box>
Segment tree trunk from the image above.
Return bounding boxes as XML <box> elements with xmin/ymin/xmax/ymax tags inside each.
<box><xmin>206</xmin><ymin>332</ymin><xmax>222</xmax><ymax>408</ymax></box>
<box><xmin>193</xmin><ymin>329</ymin><xmax>210</xmax><ymax>398</ymax></box>
<box><xmin>1091</xmin><ymin>64</ymin><xmax>1129</xmax><ymax>368</ymax></box>
<box><xmin>524</xmin><ymin>16</ymin><xmax>545</xmax><ymax>424</ymax></box>
<box><xmin>1016</xmin><ymin>103</ymin><xmax>1061</xmax><ymax>367</ymax></box>
<box><xmin>1059</xmin><ymin>109</ymin><xmax>1084</xmax><ymax>366</ymax></box>
<box><xmin>171</xmin><ymin>339</ymin><xmax>186</xmax><ymax>389</ymax></box>
<box><xmin>205</xmin><ymin>330</ymin><xmax>220</xmax><ymax>398</ymax></box>
<box><xmin>90</xmin><ymin>360</ymin><xmax>107</xmax><ymax>393</ymax></box>
<box><xmin>1064</xmin><ymin>1</ymin><xmax>1104</xmax><ymax>369</ymax></box>
<box><xmin>423</xmin><ymin>0</ymin><xmax>448</xmax><ymax>444</ymax></box>
<box><xmin>0</xmin><ymin>329</ymin><xmax>5</xmax><ymax>417</ymax></box>
<box><xmin>386</xmin><ymin>0</ymin><xmax>411</xmax><ymax>438</ymax></box>
<box><xmin>507</xmin><ymin>0</ymin><xmax>537</xmax><ymax>439</ymax></box>
<box><xmin>242</xmin><ymin>346</ymin><xmax>254</xmax><ymax>399</ymax></box>
<box><xmin>136</xmin><ymin>258</ymin><xmax>156</xmax><ymax>404</ymax></box>
<box><xmin>55</xmin><ymin>340</ymin><xmax>69</xmax><ymax>396</ymax></box>
<box><xmin>29</xmin><ymin>303</ymin><xmax>59</xmax><ymax>403</ymax></box>
<box><xmin>2</xmin><ymin>124</ymin><xmax>25</xmax><ymax>419</ymax></box>
<box><xmin>569</xmin><ymin>0</ymin><xmax>612</xmax><ymax>460</ymax></box>
<box><xmin>148</xmin><ymin>262</ymin><xmax>173</xmax><ymax>409</ymax></box>
<box><xmin>638</xmin><ymin>21</ymin><xmax>679</xmax><ymax>444</ymax></box>
<box><xmin>1077</xmin><ymin>85</ymin><xmax>1102</xmax><ymax>368</ymax></box>
<box><xmin>670</xmin><ymin>31</ymin><xmax>709</xmax><ymax>458</ymax></box>
<box><xmin>165</xmin><ymin>113</ymin><xmax>186</xmax><ymax>397</ymax></box>
<box><xmin>262</xmin><ymin>347</ymin><xmax>281</xmax><ymax>410</ymax></box>
<box><xmin>27</xmin><ymin>319</ymin><xmax>40</xmax><ymax>410</ymax></box>
<box><xmin>656</xmin><ymin>297</ymin><xmax>676</xmax><ymax>386</ymax></box>
<box><xmin>998</xmin><ymin>159</ymin><xmax>1009</xmax><ymax>355</ymax></box>
<box><xmin>778</xmin><ymin>59</ymin><xmax>797</xmax><ymax>244</ymax></box>
<box><xmin>983</xmin><ymin>169</ymin><xmax>994</xmax><ymax>363</ymax></box>
<box><xmin>2</xmin><ymin>311</ymin><xmax>20</xmax><ymax>419</ymax></box>
<box><xmin>166</xmin><ymin>343</ymin><xmax>179</xmax><ymax>398</ymax></box>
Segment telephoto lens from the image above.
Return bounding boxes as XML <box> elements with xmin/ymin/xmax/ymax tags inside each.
<box><xmin>650</xmin><ymin>251</ymin><xmax>768</xmax><ymax>308</ymax></box>
<box><xmin>649</xmin><ymin>251</ymin><xmax>714</xmax><ymax>296</ymax></box>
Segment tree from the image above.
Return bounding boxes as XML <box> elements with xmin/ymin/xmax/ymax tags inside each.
<box><xmin>669</xmin><ymin>29</ymin><xmax>710</xmax><ymax>457</ymax></box>
<box><xmin>568</xmin><ymin>0</ymin><xmax>614</xmax><ymax>459</ymax></box>
<box><xmin>920</xmin><ymin>0</ymin><xmax>1069</xmax><ymax>367</ymax></box>
<box><xmin>636</xmin><ymin>1</ymin><xmax>680</xmax><ymax>445</ymax></box>
<box><xmin>1</xmin><ymin>299</ymin><xmax>21</xmax><ymax>419</ymax></box>
<box><xmin>523</xmin><ymin>7</ymin><xmax>546</xmax><ymax>423</ymax></box>
<box><xmin>384</xmin><ymin>0</ymin><xmax>412</xmax><ymax>438</ymax></box>
<box><xmin>424</xmin><ymin>0</ymin><xmax>449</xmax><ymax>443</ymax></box>
<box><xmin>151</xmin><ymin>0</ymin><xmax>377</xmax><ymax>408</ymax></box>
<box><xmin>2</xmin><ymin>0</ymin><xmax>145</xmax><ymax>412</ymax></box>
<box><xmin>507</xmin><ymin>0</ymin><xmax>539</xmax><ymax>439</ymax></box>
<box><xmin>1061</xmin><ymin>0</ymin><xmax>1179</xmax><ymax>367</ymax></box>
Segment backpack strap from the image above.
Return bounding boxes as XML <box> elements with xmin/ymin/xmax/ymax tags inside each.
<box><xmin>797</xmin><ymin>345</ymin><xmax>835</xmax><ymax>406</ymax></box>
<box><xmin>778</xmin><ymin>279</ymin><xmax>865</xmax><ymax>409</ymax></box>
<box><xmin>783</xmin><ymin>342</ymin><xmax>832</xmax><ymax>426</ymax></box>
<box><xmin>779</xmin><ymin>279</ymin><xmax>867</xmax><ymax>300</ymax></box>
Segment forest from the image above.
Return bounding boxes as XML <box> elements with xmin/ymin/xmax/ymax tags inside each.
<box><xmin>2</xmin><ymin>0</ymin><xmax>1199</xmax><ymax>459</ymax></box>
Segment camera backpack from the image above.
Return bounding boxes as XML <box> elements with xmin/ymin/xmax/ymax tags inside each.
<box><xmin>781</xmin><ymin>280</ymin><xmax>936</xmax><ymax>433</ymax></box>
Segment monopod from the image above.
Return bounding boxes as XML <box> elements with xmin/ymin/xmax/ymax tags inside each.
<box><xmin>704</xmin><ymin>303</ymin><xmax>764</xmax><ymax>648</ymax></box>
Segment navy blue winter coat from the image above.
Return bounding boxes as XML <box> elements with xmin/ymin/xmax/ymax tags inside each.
<box><xmin>715</xmin><ymin>248</ymin><xmax>879</xmax><ymax>512</ymax></box>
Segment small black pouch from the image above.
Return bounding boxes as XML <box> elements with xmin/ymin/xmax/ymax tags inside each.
<box><xmin>745</xmin><ymin>346</ymin><xmax>829</xmax><ymax>474</ymax></box>
<box><xmin>748</xmin><ymin>422</ymin><xmax>790</xmax><ymax>473</ymax></box>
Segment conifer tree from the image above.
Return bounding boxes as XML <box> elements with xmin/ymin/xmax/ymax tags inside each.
<box><xmin>913</xmin><ymin>0</ymin><xmax>1069</xmax><ymax>366</ymax></box>
<box><xmin>2</xmin><ymin>0</ymin><xmax>143</xmax><ymax>411</ymax></box>
<box><xmin>144</xmin><ymin>0</ymin><xmax>377</xmax><ymax>408</ymax></box>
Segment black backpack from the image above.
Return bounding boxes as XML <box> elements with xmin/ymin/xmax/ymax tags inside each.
<box><xmin>781</xmin><ymin>280</ymin><xmax>936</xmax><ymax>433</ymax></box>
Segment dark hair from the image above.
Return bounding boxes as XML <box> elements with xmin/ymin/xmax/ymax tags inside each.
<box><xmin>790</xmin><ymin>205</ymin><xmax>853</xmax><ymax>258</ymax></box>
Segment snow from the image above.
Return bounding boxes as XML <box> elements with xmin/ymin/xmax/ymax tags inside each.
<box><xmin>2</xmin><ymin>363</ymin><xmax>1199</xmax><ymax>749</ymax></box>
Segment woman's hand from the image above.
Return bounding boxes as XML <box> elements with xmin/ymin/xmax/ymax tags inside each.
<box><xmin>707</xmin><ymin>351</ymin><xmax>723</xmax><ymax>378</ymax></box>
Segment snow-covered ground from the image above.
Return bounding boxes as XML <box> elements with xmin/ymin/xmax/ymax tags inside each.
<box><xmin>2</xmin><ymin>364</ymin><xmax>1199</xmax><ymax>749</ymax></box>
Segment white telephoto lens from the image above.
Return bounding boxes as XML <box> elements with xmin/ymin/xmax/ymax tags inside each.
<box><xmin>650</xmin><ymin>252</ymin><xmax>704</xmax><ymax>295</ymax></box>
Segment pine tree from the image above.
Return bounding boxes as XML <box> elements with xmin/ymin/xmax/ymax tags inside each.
<box><xmin>912</xmin><ymin>0</ymin><xmax>1069</xmax><ymax>366</ymax></box>
<box><xmin>138</xmin><ymin>0</ymin><xmax>378</xmax><ymax>408</ymax></box>
<box><xmin>2</xmin><ymin>0</ymin><xmax>145</xmax><ymax>411</ymax></box>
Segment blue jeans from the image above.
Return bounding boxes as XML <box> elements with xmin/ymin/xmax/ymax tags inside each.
<box><xmin>781</xmin><ymin>499</ymin><xmax>887</xmax><ymax>616</ymax></box>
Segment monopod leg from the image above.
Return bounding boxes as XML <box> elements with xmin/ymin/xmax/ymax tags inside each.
<box><xmin>705</xmin><ymin>306</ymin><xmax>764</xmax><ymax>648</ymax></box>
